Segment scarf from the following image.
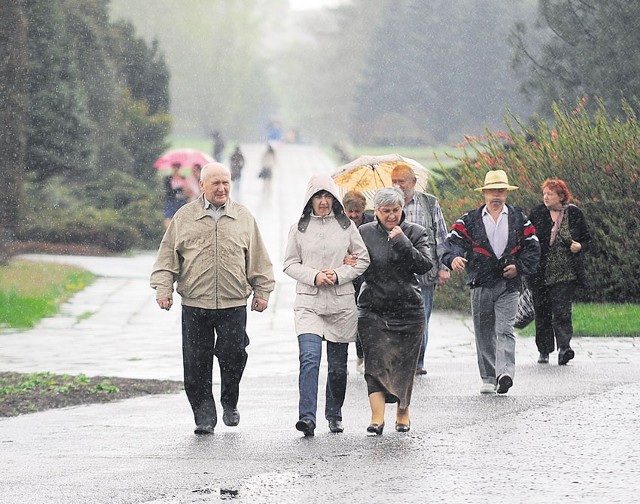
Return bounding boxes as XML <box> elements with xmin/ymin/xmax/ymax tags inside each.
<box><xmin>547</xmin><ymin>203</ymin><xmax>569</xmax><ymax>246</ymax></box>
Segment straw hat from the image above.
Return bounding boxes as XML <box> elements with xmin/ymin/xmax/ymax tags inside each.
<box><xmin>475</xmin><ymin>169</ymin><xmax>519</xmax><ymax>191</ymax></box>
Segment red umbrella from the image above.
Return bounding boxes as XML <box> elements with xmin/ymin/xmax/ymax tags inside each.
<box><xmin>153</xmin><ymin>148</ymin><xmax>214</xmax><ymax>169</ymax></box>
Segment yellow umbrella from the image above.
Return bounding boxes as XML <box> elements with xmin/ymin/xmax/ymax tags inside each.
<box><xmin>332</xmin><ymin>154</ymin><xmax>429</xmax><ymax>209</ymax></box>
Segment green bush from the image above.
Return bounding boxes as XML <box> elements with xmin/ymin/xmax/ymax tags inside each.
<box><xmin>18</xmin><ymin>207</ymin><xmax>140</xmax><ymax>252</ymax></box>
<box><xmin>17</xmin><ymin>171</ymin><xmax>164</xmax><ymax>252</ymax></box>
<box><xmin>434</xmin><ymin>96</ymin><xmax>640</xmax><ymax>303</ymax></box>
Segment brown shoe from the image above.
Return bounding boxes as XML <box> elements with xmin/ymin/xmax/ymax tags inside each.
<box><xmin>415</xmin><ymin>367</ymin><xmax>427</xmax><ymax>376</ymax></box>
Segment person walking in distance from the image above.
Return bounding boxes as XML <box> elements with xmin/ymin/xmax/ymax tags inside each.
<box><xmin>151</xmin><ymin>162</ymin><xmax>275</xmax><ymax>435</ymax></box>
<box><xmin>391</xmin><ymin>163</ymin><xmax>450</xmax><ymax>376</ymax></box>
<box><xmin>443</xmin><ymin>170</ymin><xmax>539</xmax><ymax>395</ymax></box>
<box><xmin>229</xmin><ymin>145</ymin><xmax>245</xmax><ymax>198</ymax></box>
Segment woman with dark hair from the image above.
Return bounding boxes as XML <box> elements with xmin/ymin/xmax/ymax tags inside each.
<box><xmin>283</xmin><ymin>174</ymin><xmax>370</xmax><ymax>437</ymax></box>
<box><xmin>529</xmin><ymin>178</ymin><xmax>591</xmax><ymax>365</ymax></box>
<box><xmin>357</xmin><ymin>187</ymin><xmax>432</xmax><ymax>434</ymax></box>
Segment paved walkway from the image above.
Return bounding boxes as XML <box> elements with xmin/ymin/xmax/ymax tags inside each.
<box><xmin>1</xmin><ymin>143</ymin><xmax>640</xmax><ymax>503</ymax></box>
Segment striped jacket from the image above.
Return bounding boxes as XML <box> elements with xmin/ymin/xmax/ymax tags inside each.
<box><xmin>442</xmin><ymin>204</ymin><xmax>540</xmax><ymax>291</ymax></box>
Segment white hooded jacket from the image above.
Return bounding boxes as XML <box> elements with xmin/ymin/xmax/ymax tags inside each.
<box><xmin>283</xmin><ymin>173</ymin><xmax>370</xmax><ymax>342</ymax></box>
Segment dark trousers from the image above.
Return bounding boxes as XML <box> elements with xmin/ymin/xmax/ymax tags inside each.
<box><xmin>182</xmin><ymin>305</ymin><xmax>249</xmax><ymax>426</ymax></box>
<box><xmin>532</xmin><ymin>281</ymin><xmax>575</xmax><ymax>354</ymax></box>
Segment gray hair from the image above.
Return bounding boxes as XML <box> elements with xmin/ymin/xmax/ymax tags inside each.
<box><xmin>373</xmin><ymin>187</ymin><xmax>404</xmax><ymax>209</ymax></box>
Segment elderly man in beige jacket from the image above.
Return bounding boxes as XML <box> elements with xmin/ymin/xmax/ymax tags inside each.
<box><xmin>151</xmin><ymin>162</ymin><xmax>275</xmax><ymax>435</ymax></box>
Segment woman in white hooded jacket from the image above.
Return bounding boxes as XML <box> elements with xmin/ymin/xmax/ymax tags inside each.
<box><xmin>283</xmin><ymin>173</ymin><xmax>370</xmax><ymax>436</ymax></box>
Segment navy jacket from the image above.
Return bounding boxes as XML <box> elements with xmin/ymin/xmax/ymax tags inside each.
<box><xmin>442</xmin><ymin>204</ymin><xmax>540</xmax><ymax>292</ymax></box>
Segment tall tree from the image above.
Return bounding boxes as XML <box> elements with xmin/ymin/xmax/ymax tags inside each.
<box><xmin>511</xmin><ymin>0</ymin><xmax>640</xmax><ymax>116</ymax></box>
<box><xmin>24</xmin><ymin>0</ymin><xmax>93</xmax><ymax>181</ymax></box>
<box><xmin>0</xmin><ymin>0</ymin><xmax>28</xmax><ymax>261</ymax></box>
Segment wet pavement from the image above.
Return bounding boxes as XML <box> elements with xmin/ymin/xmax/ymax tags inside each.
<box><xmin>1</xmin><ymin>143</ymin><xmax>640</xmax><ymax>503</ymax></box>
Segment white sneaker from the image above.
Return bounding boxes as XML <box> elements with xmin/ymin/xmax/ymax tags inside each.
<box><xmin>355</xmin><ymin>357</ymin><xmax>364</xmax><ymax>374</ymax></box>
<box><xmin>480</xmin><ymin>383</ymin><xmax>496</xmax><ymax>394</ymax></box>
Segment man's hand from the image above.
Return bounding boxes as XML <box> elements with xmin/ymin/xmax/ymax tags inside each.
<box><xmin>502</xmin><ymin>264</ymin><xmax>518</xmax><ymax>279</ymax></box>
<box><xmin>251</xmin><ymin>296</ymin><xmax>268</xmax><ymax>312</ymax></box>
<box><xmin>436</xmin><ymin>269</ymin><xmax>450</xmax><ymax>287</ymax></box>
<box><xmin>451</xmin><ymin>256</ymin><xmax>467</xmax><ymax>273</ymax></box>
<box><xmin>156</xmin><ymin>297</ymin><xmax>173</xmax><ymax>311</ymax></box>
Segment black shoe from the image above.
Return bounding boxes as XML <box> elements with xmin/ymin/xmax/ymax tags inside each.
<box><xmin>558</xmin><ymin>348</ymin><xmax>575</xmax><ymax>365</ymax></box>
<box><xmin>395</xmin><ymin>422</ymin><xmax>411</xmax><ymax>433</ymax></box>
<box><xmin>194</xmin><ymin>424</ymin><xmax>215</xmax><ymax>435</ymax></box>
<box><xmin>415</xmin><ymin>367</ymin><xmax>427</xmax><ymax>376</ymax></box>
<box><xmin>295</xmin><ymin>419</ymin><xmax>315</xmax><ymax>437</ymax></box>
<box><xmin>537</xmin><ymin>352</ymin><xmax>549</xmax><ymax>364</ymax></box>
<box><xmin>328</xmin><ymin>418</ymin><xmax>344</xmax><ymax>433</ymax></box>
<box><xmin>222</xmin><ymin>407</ymin><xmax>240</xmax><ymax>427</ymax></box>
<box><xmin>496</xmin><ymin>374</ymin><xmax>513</xmax><ymax>394</ymax></box>
<box><xmin>366</xmin><ymin>423</ymin><xmax>384</xmax><ymax>435</ymax></box>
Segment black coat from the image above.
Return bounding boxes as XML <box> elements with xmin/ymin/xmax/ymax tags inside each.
<box><xmin>528</xmin><ymin>204</ymin><xmax>591</xmax><ymax>289</ymax></box>
<box><xmin>358</xmin><ymin>218</ymin><xmax>432</xmax><ymax>321</ymax></box>
<box><xmin>442</xmin><ymin>204</ymin><xmax>540</xmax><ymax>292</ymax></box>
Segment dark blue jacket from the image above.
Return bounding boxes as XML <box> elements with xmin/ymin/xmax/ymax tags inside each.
<box><xmin>442</xmin><ymin>204</ymin><xmax>540</xmax><ymax>292</ymax></box>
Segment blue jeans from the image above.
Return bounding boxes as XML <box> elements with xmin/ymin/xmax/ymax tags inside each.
<box><xmin>417</xmin><ymin>284</ymin><xmax>435</xmax><ymax>368</ymax></box>
<box><xmin>298</xmin><ymin>333</ymin><xmax>348</xmax><ymax>426</ymax></box>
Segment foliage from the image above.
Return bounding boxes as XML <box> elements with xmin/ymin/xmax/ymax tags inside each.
<box><xmin>436</xmin><ymin>97</ymin><xmax>640</xmax><ymax>302</ymax></box>
<box><xmin>0</xmin><ymin>372</ymin><xmax>118</xmax><ymax>396</ymax></box>
<box><xmin>0</xmin><ymin>0</ymin><xmax>172</xmax><ymax>253</ymax></box>
<box><xmin>510</xmin><ymin>0</ymin><xmax>640</xmax><ymax>118</ymax></box>
<box><xmin>0</xmin><ymin>0</ymin><xmax>28</xmax><ymax>246</ymax></box>
<box><xmin>517</xmin><ymin>303</ymin><xmax>640</xmax><ymax>337</ymax></box>
<box><xmin>17</xmin><ymin>174</ymin><xmax>162</xmax><ymax>252</ymax></box>
<box><xmin>0</xmin><ymin>260</ymin><xmax>95</xmax><ymax>328</ymax></box>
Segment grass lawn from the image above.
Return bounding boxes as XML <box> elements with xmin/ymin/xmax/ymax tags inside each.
<box><xmin>0</xmin><ymin>260</ymin><xmax>95</xmax><ymax>329</ymax></box>
<box><xmin>517</xmin><ymin>303</ymin><xmax>640</xmax><ymax>337</ymax></box>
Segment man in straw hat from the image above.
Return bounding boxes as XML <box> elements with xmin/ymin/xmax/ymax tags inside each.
<box><xmin>443</xmin><ymin>169</ymin><xmax>540</xmax><ymax>395</ymax></box>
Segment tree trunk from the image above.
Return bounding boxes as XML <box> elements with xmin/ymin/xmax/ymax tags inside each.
<box><xmin>0</xmin><ymin>0</ymin><xmax>28</xmax><ymax>264</ymax></box>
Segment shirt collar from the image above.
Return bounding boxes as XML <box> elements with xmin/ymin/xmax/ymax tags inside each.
<box><xmin>482</xmin><ymin>204</ymin><xmax>509</xmax><ymax>216</ymax></box>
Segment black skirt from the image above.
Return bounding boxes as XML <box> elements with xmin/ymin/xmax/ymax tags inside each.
<box><xmin>358</xmin><ymin>311</ymin><xmax>424</xmax><ymax>409</ymax></box>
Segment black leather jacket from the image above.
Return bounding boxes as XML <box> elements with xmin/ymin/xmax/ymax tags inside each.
<box><xmin>358</xmin><ymin>217</ymin><xmax>433</xmax><ymax>322</ymax></box>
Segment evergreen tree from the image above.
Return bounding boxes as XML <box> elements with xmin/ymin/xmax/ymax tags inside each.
<box><xmin>0</xmin><ymin>0</ymin><xmax>28</xmax><ymax>260</ymax></box>
<box><xmin>511</xmin><ymin>0</ymin><xmax>640</xmax><ymax>116</ymax></box>
<box><xmin>24</xmin><ymin>0</ymin><xmax>93</xmax><ymax>181</ymax></box>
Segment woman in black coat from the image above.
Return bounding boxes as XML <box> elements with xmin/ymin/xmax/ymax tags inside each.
<box><xmin>357</xmin><ymin>187</ymin><xmax>432</xmax><ymax>434</ymax></box>
<box><xmin>529</xmin><ymin>178</ymin><xmax>591</xmax><ymax>365</ymax></box>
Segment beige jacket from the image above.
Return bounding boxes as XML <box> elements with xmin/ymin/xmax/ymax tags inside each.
<box><xmin>150</xmin><ymin>195</ymin><xmax>275</xmax><ymax>309</ymax></box>
<box><xmin>283</xmin><ymin>173</ymin><xmax>370</xmax><ymax>342</ymax></box>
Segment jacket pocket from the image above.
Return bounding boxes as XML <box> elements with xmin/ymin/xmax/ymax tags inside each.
<box><xmin>334</xmin><ymin>282</ymin><xmax>355</xmax><ymax>296</ymax></box>
<box><xmin>296</xmin><ymin>283</ymin><xmax>318</xmax><ymax>295</ymax></box>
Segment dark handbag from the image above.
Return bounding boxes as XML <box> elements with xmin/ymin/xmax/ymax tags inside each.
<box><xmin>514</xmin><ymin>279</ymin><xmax>535</xmax><ymax>329</ymax></box>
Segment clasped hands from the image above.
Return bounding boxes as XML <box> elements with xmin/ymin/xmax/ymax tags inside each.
<box><xmin>315</xmin><ymin>269</ymin><xmax>337</xmax><ymax>286</ymax></box>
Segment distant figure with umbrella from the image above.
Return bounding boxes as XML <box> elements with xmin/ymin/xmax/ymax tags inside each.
<box><xmin>163</xmin><ymin>162</ymin><xmax>188</xmax><ymax>229</ymax></box>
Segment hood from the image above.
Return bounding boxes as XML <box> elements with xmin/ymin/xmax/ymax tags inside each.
<box><xmin>298</xmin><ymin>173</ymin><xmax>350</xmax><ymax>232</ymax></box>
